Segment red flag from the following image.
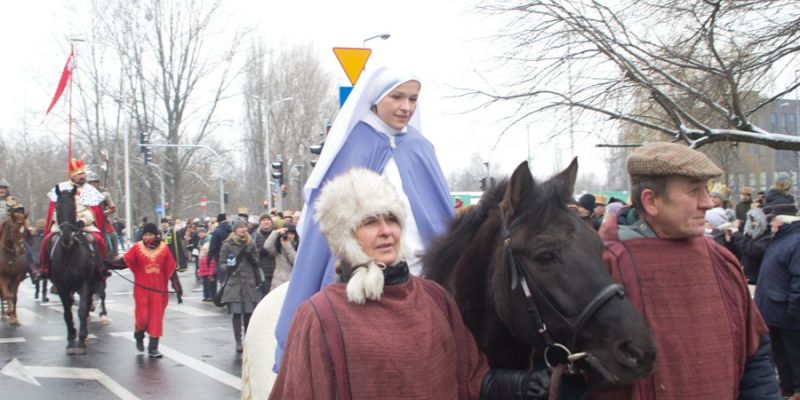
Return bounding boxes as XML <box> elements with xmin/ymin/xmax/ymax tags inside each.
<box><xmin>45</xmin><ymin>48</ymin><xmax>74</xmax><ymax>115</ymax></box>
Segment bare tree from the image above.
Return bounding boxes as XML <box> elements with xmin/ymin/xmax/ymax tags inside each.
<box><xmin>100</xmin><ymin>0</ymin><xmax>247</xmax><ymax>216</ymax></box>
<box><xmin>476</xmin><ymin>0</ymin><xmax>800</xmax><ymax>150</ymax></box>
<box><xmin>242</xmin><ymin>43</ymin><xmax>338</xmax><ymax>212</ymax></box>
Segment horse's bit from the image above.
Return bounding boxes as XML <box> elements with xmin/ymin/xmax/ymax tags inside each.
<box><xmin>500</xmin><ymin>214</ymin><xmax>625</xmax><ymax>372</ymax></box>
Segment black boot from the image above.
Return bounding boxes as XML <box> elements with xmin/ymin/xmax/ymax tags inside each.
<box><xmin>233</xmin><ymin>314</ymin><xmax>243</xmax><ymax>353</ymax></box>
<box><xmin>134</xmin><ymin>331</ymin><xmax>145</xmax><ymax>352</ymax></box>
<box><xmin>148</xmin><ymin>337</ymin><xmax>163</xmax><ymax>358</ymax></box>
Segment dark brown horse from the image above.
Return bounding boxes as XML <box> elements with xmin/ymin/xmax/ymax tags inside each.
<box><xmin>424</xmin><ymin>160</ymin><xmax>656</xmax><ymax>388</ymax></box>
<box><xmin>47</xmin><ymin>185</ymin><xmax>104</xmax><ymax>355</ymax></box>
<box><xmin>0</xmin><ymin>211</ymin><xmax>30</xmax><ymax>326</ymax></box>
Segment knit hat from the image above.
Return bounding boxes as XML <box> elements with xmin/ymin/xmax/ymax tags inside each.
<box><xmin>216</xmin><ymin>213</ymin><xmax>227</xmax><ymax>223</ymax></box>
<box><xmin>705</xmin><ymin>208</ymin><xmax>730</xmax><ymax>228</ymax></box>
<box><xmin>773</xmin><ymin>173</ymin><xmax>793</xmax><ymax>191</ymax></box>
<box><xmin>0</xmin><ymin>178</ymin><xmax>8</xmax><ymax>187</ymax></box>
<box><xmin>627</xmin><ymin>142</ymin><xmax>722</xmax><ymax>182</ymax></box>
<box><xmin>142</xmin><ymin>223</ymin><xmax>159</xmax><ymax>236</ymax></box>
<box><xmin>231</xmin><ymin>217</ymin><xmax>249</xmax><ymax>230</ymax></box>
<box><xmin>314</xmin><ymin>168</ymin><xmax>407</xmax><ymax>304</ymax></box>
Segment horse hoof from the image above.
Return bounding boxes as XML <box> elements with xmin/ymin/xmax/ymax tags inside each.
<box><xmin>42</xmin><ymin>298</ymin><xmax>49</xmax><ymax>303</ymax></box>
<box><xmin>100</xmin><ymin>316</ymin><xmax>111</xmax><ymax>325</ymax></box>
<box><xmin>66</xmin><ymin>346</ymin><xmax>78</xmax><ymax>355</ymax></box>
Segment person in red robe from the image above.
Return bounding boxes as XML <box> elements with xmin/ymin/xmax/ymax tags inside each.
<box><xmin>40</xmin><ymin>159</ymin><xmax>108</xmax><ymax>276</ymax></box>
<box><xmin>123</xmin><ymin>222</ymin><xmax>177</xmax><ymax>358</ymax></box>
<box><xmin>595</xmin><ymin>142</ymin><xmax>779</xmax><ymax>400</ymax></box>
<box><xmin>270</xmin><ymin>168</ymin><xmax>559</xmax><ymax>400</ymax></box>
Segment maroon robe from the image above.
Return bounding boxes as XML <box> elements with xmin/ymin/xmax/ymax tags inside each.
<box><xmin>593</xmin><ymin>217</ymin><xmax>768</xmax><ymax>400</ymax></box>
<box><xmin>270</xmin><ymin>276</ymin><xmax>489</xmax><ymax>400</ymax></box>
<box><xmin>124</xmin><ymin>241</ymin><xmax>176</xmax><ymax>337</ymax></box>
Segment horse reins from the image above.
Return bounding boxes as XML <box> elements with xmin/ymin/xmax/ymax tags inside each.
<box><xmin>57</xmin><ymin>224</ymin><xmax>177</xmax><ymax>295</ymax></box>
<box><xmin>500</xmin><ymin>212</ymin><xmax>625</xmax><ymax>371</ymax></box>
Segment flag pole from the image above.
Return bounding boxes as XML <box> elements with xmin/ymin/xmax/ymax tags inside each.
<box><xmin>68</xmin><ymin>43</ymin><xmax>74</xmax><ymax>169</ymax></box>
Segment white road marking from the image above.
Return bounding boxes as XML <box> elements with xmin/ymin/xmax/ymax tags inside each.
<box><xmin>2</xmin><ymin>358</ymin><xmax>140</xmax><ymax>400</ymax></box>
<box><xmin>176</xmin><ymin>326</ymin><xmax>228</xmax><ymax>334</ymax></box>
<box><xmin>41</xmin><ymin>334</ymin><xmax>98</xmax><ymax>341</ymax></box>
<box><xmin>166</xmin><ymin>304</ymin><xmax>218</xmax><ymax>317</ymax></box>
<box><xmin>0</xmin><ymin>337</ymin><xmax>26</xmax><ymax>344</ymax></box>
<box><xmin>104</xmin><ymin>302</ymin><xmax>135</xmax><ymax>316</ymax></box>
<box><xmin>112</xmin><ymin>292</ymin><xmax>133</xmax><ymax>296</ymax></box>
<box><xmin>110</xmin><ymin>332</ymin><xmax>241</xmax><ymax>390</ymax></box>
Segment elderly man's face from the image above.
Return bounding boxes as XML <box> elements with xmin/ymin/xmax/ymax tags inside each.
<box><xmin>644</xmin><ymin>176</ymin><xmax>714</xmax><ymax>239</ymax></box>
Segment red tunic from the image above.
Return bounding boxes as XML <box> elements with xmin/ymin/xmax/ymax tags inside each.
<box><xmin>270</xmin><ymin>277</ymin><xmax>489</xmax><ymax>400</ymax></box>
<box><xmin>593</xmin><ymin>217</ymin><xmax>768</xmax><ymax>400</ymax></box>
<box><xmin>124</xmin><ymin>241</ymin><xmax>176</xmax><ymax>337</ymax></box>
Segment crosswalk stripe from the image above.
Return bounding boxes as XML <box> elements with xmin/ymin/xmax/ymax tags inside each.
<box><xmin>109</xmin><ymin>332</ymin><xmax>241</xmax><ymax>390</ymax></box>
<box><xmin>14</xmin><ymin>307</ymin><xmax>51</xmax><ymax>324</ymax></box>
<box><xmin>177</xmin><ymin>326</ymin><xmax>228</xmax><ymax>334</ymax></box>
<box><xmin>41</xmin><ymin>334</ymin><xmax>98</xmax><ymax>341</ymax></box>
<box><xmin>166</xmin><ymin>304</ymin><xmax>219</xmax><ymax>317</ymax></box>
<box><xmin>0</xmin><ymin>337</ymin><xmax>26</xmax><ymax>344</ymax></box>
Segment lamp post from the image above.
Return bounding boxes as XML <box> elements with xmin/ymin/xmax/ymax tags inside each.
<box><xmin>363</xmin><ymin>33</ymin><xmax>390</xmax><ymax>48</ymax></box>
<box><xmin>264</xmin><ymin>96</ymin><xmax>294</xmax><ymax>211</ymax></box>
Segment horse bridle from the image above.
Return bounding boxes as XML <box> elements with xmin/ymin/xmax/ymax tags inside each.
<box><xmin>500</xmin><ymin>213</ymin><xmax>625</xmax><ymax>371</ymax></box>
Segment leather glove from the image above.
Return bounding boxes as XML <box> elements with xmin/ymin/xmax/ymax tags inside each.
<box><xmin>786</xmin><ymin>303</ymin><xmax>800</xmax><ymax>323</ymax></box>
<box><xmin>480</xmin><ymin>368</ymin><xmax>550</xmax><ymax>400</ymax></box>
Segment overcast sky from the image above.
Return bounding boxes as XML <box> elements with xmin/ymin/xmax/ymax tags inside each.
<box><xmin>0</xmin><ymin>0</ymin><xmax>616</xmax><ymax>185</ymax></box>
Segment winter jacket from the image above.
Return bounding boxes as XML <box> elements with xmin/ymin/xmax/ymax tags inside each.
<box><xmin>764</xmin><ymin>189</ymin><xmax>795</xmax><ymax>207</ymax></box>
<box><xmin>728</xmin><ymin>232</ymin><xmax>772</xmax><ymax>284</ymax></box>
<box><xmin>754</xmin><ymin>221</ymin><xmax>800</xmax><ymax>330</ymax></box>
<box><xmin>253</xmin><ymin>228</ymin><xmax>277</xmax><ymax>281</ymax></box>
<box><xmin>208</xmin><ymin>221</ymin><xmax>232</xmax><ymax>264</ymax></box>
<box><xmin>198</xmin><ymin>255</ymin><xmax>216</xmax><ymax>278</ymax></box>
<box><xmin>265</xmin><ymin>229</ymin><xmax>297</xmax><ymax>290</ymax></box>
<box><xmin>220</xmin><ymin>235</ymin><xmax>262</xmax><ymax>304</ymax></box>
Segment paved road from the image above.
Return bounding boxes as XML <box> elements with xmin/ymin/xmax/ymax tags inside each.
<box><xmin>0</xmin><ymin>268</ymin><xmax>245</xmax><ymax>400</ymax></box>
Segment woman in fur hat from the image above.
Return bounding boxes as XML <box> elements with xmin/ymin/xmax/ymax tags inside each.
<box><xmin>725</xmin><ymin>207</ymin><xmax>772</xmax><ymax>284</ymax></box>
<box><xmin>270</xmin><ymin>169</ymin><xmax>554</xmax><ymax>400</ymax></box>
<box><xmin>275</xmin><ymin>66</ymin><xmax>456</xmax><ymax>368</ymax></box>
<box><xmin>220</xmin><ymin>218</ymin><xmax>262</xmax><ymax>352</ymax></box>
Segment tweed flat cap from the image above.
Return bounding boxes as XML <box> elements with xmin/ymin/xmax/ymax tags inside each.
<box><xmin>627</xmin><ymin>142</ymin><xmax>722</xmax><ymax>180</ymax></box>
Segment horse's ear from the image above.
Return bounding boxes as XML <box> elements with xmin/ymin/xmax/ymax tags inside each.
<box><xmin>500</xmin><ymin>161</ymin><xmax>534</xmax><ymax>222</ymax></box>
<box><xmin>552</xmin><ymin>157</ymin><xmax>579</xmax><ymax>201</ymax></box>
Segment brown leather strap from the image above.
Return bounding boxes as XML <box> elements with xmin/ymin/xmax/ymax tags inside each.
<box><xmin>310</xmin><ymin>291</ymin><xmax>351</xmax><ymax>400</ymax></box>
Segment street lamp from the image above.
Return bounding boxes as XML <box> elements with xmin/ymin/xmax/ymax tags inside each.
<box><xmin>363</xmin><ymin>33</ymin><xmax>390</xmax><ymax>48</ymax></box>
<box><xmin>264</xmin><ymin>96</ymin><xmax>294</xmax><ymax>211</ymax></box>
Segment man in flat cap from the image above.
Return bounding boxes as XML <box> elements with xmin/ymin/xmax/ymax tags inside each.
<box><xmin>593</xmin><ymin>142</ymin><xmax>779</xmax><ymax>399</ymax></box>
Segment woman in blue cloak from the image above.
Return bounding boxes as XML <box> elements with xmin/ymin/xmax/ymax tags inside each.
<box><xmin>273</xmin><ymin>66</ymin><xmax>454</xmax><ymax>369</ymax></box>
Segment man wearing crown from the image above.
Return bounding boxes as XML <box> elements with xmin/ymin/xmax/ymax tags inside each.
<box><xmin>39</xmin><ymin>159</ymin><xmax>108</xmax><ymax>276</ymax></box>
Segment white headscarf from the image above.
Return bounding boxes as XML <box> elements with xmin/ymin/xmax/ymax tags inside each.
<box><xmin>298</xmin><ymin>67</ymin><xmax>422</xmax><ymax>238</ymax></box>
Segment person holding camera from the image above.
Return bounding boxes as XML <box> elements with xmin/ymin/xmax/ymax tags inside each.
<box><xmin>264</xmin><ymin>224</ymin><xmax>298</xmax><ymax>290</ymax></box>
<box><xmin>220</xmin><ymin>218</ymin><xmax>262</xmax><ymax>353</ymax></box>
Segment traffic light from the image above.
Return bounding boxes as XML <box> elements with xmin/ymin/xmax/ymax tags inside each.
<box><xmin>139</xmin><ymin>131</ymin><xmax>152</xmax><ymax>165</ymax></box>
<box><xmin>309</xmin><ymin>141</ymin><xmax>324</xmax><ymax>168</ymax></box>
<box><xmin>271</xmin><ymin>161</ymin><xmax>284</xmax><ymax>184</ymax></box>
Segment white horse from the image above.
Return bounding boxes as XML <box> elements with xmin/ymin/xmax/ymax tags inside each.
<box><xmin>240</xmin><ymin>281</ymin><xmax>288</xmax><ymax>400</ymax></box>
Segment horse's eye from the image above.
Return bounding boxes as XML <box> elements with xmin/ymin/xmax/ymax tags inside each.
<box><xmin>533</xmin><ymin>251</ymin><xmax>557</xmax><ymax>264</ymax></box>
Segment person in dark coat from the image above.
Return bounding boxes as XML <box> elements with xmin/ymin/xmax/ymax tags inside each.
<box><xmin>735</xmin><ymin>186</ymin><xmax>754</xmax><ymax>224</ymax></box>
<box><xmin>252</xmin><ymin>214</ymin><xmax>276</xmax><ymax>291</ymax></box>
<box><xmin>725</xmin><ymin>207</ymin><xmax>772</xmax><ymax>284</ymax></box>
<box><xmin>208</xmin><ymin>213</ymin><xmax>232</xmax><ymax>282</ymax></box>
<box><xmin>220</xmin><ymin>218</ymin><xmax>261</xmax><ymax>353</ymax></box>
<box><xmin>765</xmin><ymin>173</ymin><xmax>795</xmax><ymax>207</ymax></box>
<box><xmin>754</xmin><ymin>213</ymin><xmax>800</xmax><ymax>398</ymax></box>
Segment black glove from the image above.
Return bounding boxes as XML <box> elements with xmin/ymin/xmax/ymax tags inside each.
<box><xmin>480</xmin><ymin>369</ymin><xmax>550</xmax><ymax>400</ymax></box>
<box><xmin>786</xmin><ymin>303</ymin><xmax>800</xmax><ymax>323</ymax></box>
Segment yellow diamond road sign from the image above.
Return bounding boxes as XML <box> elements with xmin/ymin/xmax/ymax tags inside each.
<box><xmin>333</xmin><ymin>47</ymin><xmax>372</xmax><ymax>86</ymax></box>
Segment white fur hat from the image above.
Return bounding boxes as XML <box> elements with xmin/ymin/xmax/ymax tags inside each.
<box><xmin>314</xmin><ymin>168</ymin><xmax>407</xmax><ymax>304</ymax></box>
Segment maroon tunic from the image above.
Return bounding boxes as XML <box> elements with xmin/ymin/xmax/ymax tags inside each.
<box><xmin>593</xmin><ymin>218</ymin><xmax>768</xmax><ymax>400</ymax></box>
<box><xmin>270</xmin><ymin>276</ymin><xmax>489</xmax><ymax>400</ymax></box>
<box><xmin>124</xmin><ymin>241</ymin><xmax>176</xmax><ymax>337</ymax></box>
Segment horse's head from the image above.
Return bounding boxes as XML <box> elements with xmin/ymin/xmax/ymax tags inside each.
<box><xmin>54</xmin><ymin>184</ymin><xmax>78</xmax><ymax>241</ymax></box>
<box><xmin>490</xmin><ymin>160</ymin><xmax>655</xmax><ymax>385</ymax></box>
<box><xmin>1</xmin><ymin>214</ymin><xmax>26</xmax><ymax>257</ymax></box>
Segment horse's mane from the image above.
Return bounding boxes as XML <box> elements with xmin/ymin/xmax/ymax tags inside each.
<box><xmin>423</xmin><ymin>172</ymin><xmax>574</xmax><ymax>284</ymax></box>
